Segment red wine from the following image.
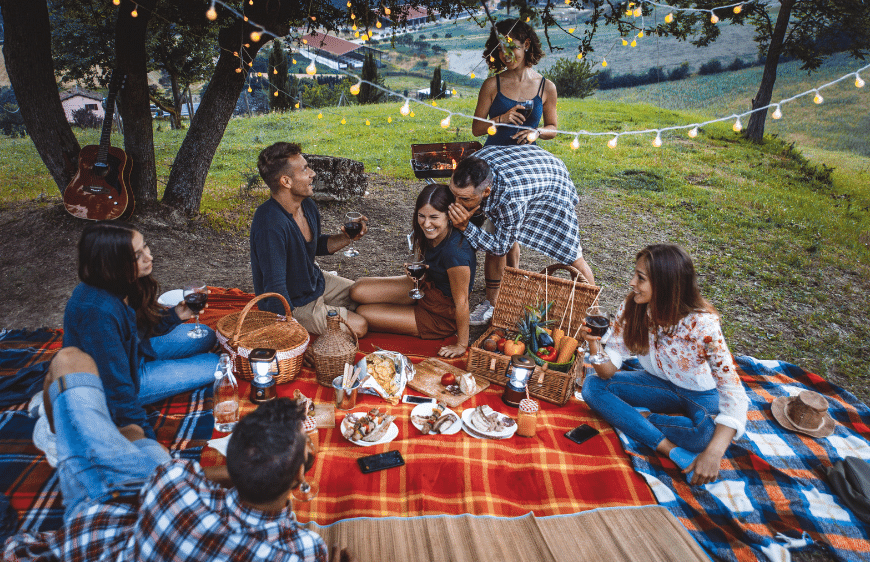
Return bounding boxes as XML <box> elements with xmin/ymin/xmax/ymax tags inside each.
<box><xmin>407</xmin><ymin>264</ymin><xmax>426</xmax><ymax>280</ymax></box>
<box><xmin>344</xmin><ymin>221</ymin><xmax>362</xmax><ymax>238</ymax></box>
<box><xmin>516</xmin><ymin>101</ymin><xmax>533</xmax><ymax>120</ymax></box>
<box><xmin>585</xmin><ymin>315</ymin><xmax>609</xmax><ymax>338</ymax></box>
<box><xmin>184</xmin><ymin>292</ymin><xmax>208</xmax><ymax>313</ymax></box>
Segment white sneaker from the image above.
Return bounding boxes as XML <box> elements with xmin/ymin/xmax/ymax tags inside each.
<box><xmin>469</xmin><ymin>300</ymin><xmax>494</xmax><ymax>326</ymax></box>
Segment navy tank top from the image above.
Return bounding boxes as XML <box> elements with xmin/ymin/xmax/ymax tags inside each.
<box><xmin>484</xmin><ymin>75</ymin><xmax>546</xmax><ymax>147</ymax></box>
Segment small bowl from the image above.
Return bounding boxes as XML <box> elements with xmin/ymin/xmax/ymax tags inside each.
<box><xmin>526</xmin><ymin>352</ymin><xmax>575</xmax><ymax>373</ymax></box>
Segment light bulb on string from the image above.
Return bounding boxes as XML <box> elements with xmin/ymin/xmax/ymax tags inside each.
<box><xmin>630</xmin><ymin>39</ymin><xmax>637</xmax><ymax>47</ymax></box>
<box><xmin>856</xmin><ymin>74</ymin><xmax>866</xmax><ymax>88</ymax></box>
<box><xmin>622</xmin><ymin>39</ymin><xmax>628</xmax><ymax>46</ymax></box>
<box><xmin>576</xmin><ymin>52</ymin><xmax>583</xmax><ymax>60</ymax></box>
<box><xmin>354</xmin><ymin>31</ymin><xmax>360</xmax><ymax>37</ymax></box>
<box><xmin>470</xmin><ymin>72</ymin><xmax>476</xmax><ymax>78</ymax></box>
<box><xmin>248</xmin><ymin>86</ymin><xmax>252</xmax><ymax>93</ymax></box>
<box><xmin>350</xmin><ymin>81</ymin><xmax>361</xmax><ymax>95</ymax></box>
<box><xmin>384</xmin><ymin>7</ymin><xmax>390</xmax><ymax>15</ymax></box>
<box><xmin>317</xmin><ymin>112</ymin><xmax>323</xmax><ymax>119</ymax></box>
<box><xmin>570</xmin><ymin>136</ymin><xmax>580</xmax><ymax>150</ymax></box>
<box><xmin>376</xmin><ymin>21</ymin><xmax>382</xmax><ymax>28</ymax></box>
<box><xmin>295</xmin><ymin>103</ymin><xmax>300</xmax><ymax>109</ymax></box>
<box><xmin>235</xmin><ymin>67</ymin><xmax>241</xmax><ymax>73</ymax></box>
<box><xmin>688</xmin><ymin>126</ymin><xmax>699</xmax><ymax>138</ymax></box>
<box><xmin>341</xmin><ymin>118</ymin><xmax>346</xmax><ymax>125</ymax></box>
<box><xmin>351</xmin><ymin>12</ymin><xmax>355</xmax><ymax>19</ymax></box>
<box><xmin>602</xmin><ymin>59</ymin><xmax>608</xmax><ymax>67</ymax></box>
<box><xmin>487</xmin><ymin>124</ymin><xmax>497</xmax><ymax>135</ymax></box>
<box><xmin>387</xmin><ymin>116</ymin><xmax>392</xmax><ymax>123</ymax></box>
<box><xmin>257</xmin><ymin>72</ymin><xmax>262</xmax><ymax>77</ymax></box>
<box><xmin>273</xmin><ymin>68</ymin><xmax>278</xmax><ymax>74</ymax></box>
<box><xmin>250</xmin><ymin>29</ymin><xmax>262</xmax><ymax>42</ymax></box>
<box><xmin>665</xmin><ymin>13</ymin><xmax>673</xmax><ymax>23</ymax></box>
<box><xmin>273</xmin><ymin>91</ymin><xmax>279</xmax><ymax>97</ymax></box>
<box><xmin>568</xmin><ymin>27</ymin><xmax>575</xmax><ymax>33</ymax></box>
<box><xmin>733</xmin><ymin>4</ymin><xmax>742</xmax><ymax>13</ymax></box>
<box><xmin>710</xmin><ymin>12</ymin><xmax>719</xmax><ymax>24</ymax></box>
<box><xmin>813</xmin><ymin>90</ymin><xmax>823</xmax><ymax>104</ymax></box>
<box><xmin>346</xmin><ymin>1</ymin><xmax>351</xmax><ymax>6</ymax></box>
<box><xmin>409</xmin><ymin>111</ymin><xmax>415</xmax><ymax>117</ymax></box>
<box><xmin>243</xmin><ymin>16</ymin><xmax>248</xmax><ymax>21</ymax></box>
<box><xmin>247</xmin><ymin>61</ymin><xmax>253</xmax><ymax>67</ymax></box>
<box><xmin>638</xmin><ymin>30</ymin><xmax>644</xmax><ymax>38</ymax></box>
<box><xmin>206</xmin><ymin>3</ymin><xmax>217</xmax><ymax>19</ymax></box>
<box><xmin>732</xmin><ymin>115</ymin><xmax>742</xmax><ymax>132</ymax></box>
<box><xmin>633</xmin><ymin>8</ymin><xmax>641</xmax><ymax>17</ymax></box>
<box><xmin>526</xmin><ymin>129</ymin><xmax>539</xmax><ymax>143</ymax></box>
<box><xmin>244</xmin><ymin>43</ymin><xmax>250</xmax><ymax>48</ymax></box>
<box><xmin>131</xmin><ymin>5</ymin><xmax>138</xmax><ymax>17</ymax></box>
<box><xmin>440</xmin><ymin>115</ymin><xmax>451</xmax><ymax>129</ymax></box>
<box><xmin>292</xmin><ymin>59</ymin><xmax>297</xmax><ymax>64</ymax></box>
<box><xmin>652</xmin><ymin>132</ymin><xmax>662</xmax><ymax>147</ymax></box>
<box><xmin>772</xmin><ymin>105</ymin><xmax>782</xmax><ymax>119</ymax></box>
<box><xmin>431</xmin><ymin>100</ymin><xmax>437</xmax><ymax>107</ymax></box>
<box><xmin>451</xmin><ymin>89</ymin><xmax>456</xmax><ymax>96</ymax></box>
<box><xmin>607</xmin><ymin>135</ymin><xmax>618</xmax><ymax>149</ymax></box>
<box><xmin>525</xmin><ymin>16</ymin><xmax>530</xmax><ymax>22</ymax></box>
<box><xmin>400</xmin><ymin>100</ymin><xmax>410</xmax><ymax>116</ymax></box>
<box><xmin>352</xmin><ymin>24</ymin><xmax>357</xmax><ymax>30</ymax></box>
<box><xmin>113</xmin><ymin>0</ymin><xmax>120</xmax><ymax>4</ymax></box>
<box><xmin>306</xmin><ymin>61</ymin><xmax>317</xmax><ymax>75</ymax></box>
<box><xmin>365</xmin><ymin>119</ymin><xmax>370</xmax><ymax>126</ymax></box>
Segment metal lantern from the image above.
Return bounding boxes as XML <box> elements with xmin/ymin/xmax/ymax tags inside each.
<box><xmin>502</xmin><ymin>355</ymin><xmax>536</xmax><ymax>408</ymax></box>
<box><xmin>248</xmin><ymin>348</ymin><xmax>278</xmax><ymax>404</ymax></box>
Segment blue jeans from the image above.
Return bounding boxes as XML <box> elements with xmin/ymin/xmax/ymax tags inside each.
<box><xmin>582</xmin><ymin>370</ymin><xmax>719</xmax><ymax>453</ymax></box>
<box><xmin>49</xmin><ymin>373</ymin><xmax>171</xmax><ymax>521</ymax></box>
<box><xmin>139</xmin><ymin>323</ymin><xmax>218</xmax><ymax>405</ymax></box>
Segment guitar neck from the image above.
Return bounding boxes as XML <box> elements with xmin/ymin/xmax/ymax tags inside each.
<box><xmin>96</xmin><ymin>91</ymin><xmax>118</xmax><ymax>166</ymax></box>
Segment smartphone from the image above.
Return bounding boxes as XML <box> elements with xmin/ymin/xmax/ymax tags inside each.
<box><xmin>357</xmin><ymin>450</ymin><xmax>405</xmax><ymax>474</ymax></box>
<box><xmin>402</xmin><ymin>395</ymin><xmax>435</xmax><ymax>405</ymax></box>
<box><xmin>564</xmin><ymin>424</ymin><xmax>600</xmax><ymax>446</ymax></box>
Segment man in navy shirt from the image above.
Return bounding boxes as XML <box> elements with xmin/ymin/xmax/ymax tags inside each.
<box><xmin>250</xmin><ymin>142</ymin><xmax>368</xmax><ymax>337</ymax></box>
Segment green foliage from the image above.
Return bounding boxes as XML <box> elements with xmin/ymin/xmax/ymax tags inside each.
<box><xmin>268</xmin><ymin>39</ymin><xmax>294</xmax><ymax>112</ymax></box>
<box><xmin>542</xmin><ymin>57</ymin><xmax>597</xmax><ymax>99</ymax></box>
<box><xmin>71</xmin><ymin>107</ymin><xmax>102</xmax><ymax>129</ymax></box>
<box><xmin>430</xmin><ymin>65</ymin><xmax>444</xmax><ymax>100</ymax></box>
<box><xmin>359</xmin><ymin>52</ymin><xmax>384</xmax><ymax>105</ymax></box>
<box><xmin>0</xmin><ymin>88</ymin><xmax>26</xmax><ymax>138</ymax></box>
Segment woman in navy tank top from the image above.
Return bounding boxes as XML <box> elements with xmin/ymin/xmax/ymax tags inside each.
<box><xmin>472</xmin><ymin>19</ymin><xmax>558</xmax><ymax>147</ymax></box>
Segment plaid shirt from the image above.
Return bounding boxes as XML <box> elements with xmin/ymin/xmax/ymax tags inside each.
<box><xmin>462</xmin><ymin>145</ymin><xmax>582</xmax><ymax>263</ymax></box>
<box><xmin>4</xmin><ymin>460</ymin><xmax>327</xmax><ymax>562</ymax></box>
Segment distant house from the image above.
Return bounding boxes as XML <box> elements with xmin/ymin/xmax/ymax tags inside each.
<box><xmin>59</xmin><ymin>86</ymin><xmax>104</xmax><ymax>123</ymax></box>
<box><xmin>300</xmin><ymin>31</ymin><xmax>384</xmax><ymax>70</ymax></box>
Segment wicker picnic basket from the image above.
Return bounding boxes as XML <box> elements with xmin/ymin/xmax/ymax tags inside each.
<box><xmin>309</xmin><ymin>311</ymin><xmax>359</xmax><ymax>387</ymax></box>
<box><xmin>467</xmin><ymin>265</ymin><xmax>600</xmax><ymax>406</ymax></box>
<box><xmin>215</xmin><ymin>292</ymin><xmax>310</xmax><ymax>384</ymax></box>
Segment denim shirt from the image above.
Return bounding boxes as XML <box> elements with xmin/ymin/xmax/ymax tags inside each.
<box><xmin>63</xmin><ymin>283</ymin><xmax>182</xmax><ymax>440</ymax></box>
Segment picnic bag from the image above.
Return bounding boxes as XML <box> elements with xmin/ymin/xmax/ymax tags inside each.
<box><xmin>467</xmin><ymin>265</ymin><xmax>600</xmax><ymax>405</ymax></box>
<box><xmin>215</xmin><ymin>292</ymin><xmax>309</xmax><ymax>384</ymax></box>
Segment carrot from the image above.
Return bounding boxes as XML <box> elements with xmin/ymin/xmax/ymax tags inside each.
<box><xmin>556</xmin><ymin>336</ymin><xmax>579</xmax><ymax>364</ymax></box>
<box><xmin>552</xmin><ymin>328</ymin><xmax>565</xmax><ymax>352</ymax></box>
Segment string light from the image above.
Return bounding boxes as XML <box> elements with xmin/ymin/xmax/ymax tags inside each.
<box><xmin>113</xmin><ymin>0</ymin><xmax>121</xmax><ymax>4</ymax></box>
<box><xmin>409</xmin><ymin>111</ymin><xmax>415</xmax><ymax>117</ymax></box>
<box><xmin>622</xmin><ymin>39</ymin><xmax>628</xmax><ymax>46</ymax></box>
<box><xmin>602</xmin><ymin>58</ymin><xmax>608</xmax><ymax>67</ymax></box>
<box><xmin>527</xmin><ymin>129</ymin><xmax>539</xmax><ymax>142</ymax></box>
<box><xmin>710</xmin><ymin>12</ymin><xmax>719</xmax><ymax>23</ymax></box>
<box><xmin>431</xmin><ymin>100</ymin><xmax>438</xmax><ymax>107</ymax></box>
<box><xmin>376</xmin><ymin>21</ymin><xmax>382</xmax><ymax>28</ymax></box>
<box><xmin>576</xmin><ymin>53</ymin><xmax>584</xmax><ymax>60</ymax></box>
<box><xmin>131</xmin><ymin>5</ymin><xmax>139</xmax><ymax>17</ymax></box>
<box><xmin>688</xmin><ymin>126</ymin><xmax>699</xmax><ymax>138</ymax></box>
<box><xmin>273</xmin><ymin>91</ymin><xmax>279</xmax><ymax>97</ymax></box>
<box><xmin>306</xmin><ymin>61</ymin><xmax>317</xmax><ymax>75</ymax></box>
<box><xmin>772</xmin><ymin>105</ymin><xmax>782</xmax><ymax>119</ymax></box>
<box><xmin>317</xmin><ymin>112</ymin><xmax>323</xmax><ymax>119</ymax></box>
<box><xmin>570</xmin><ymin>136</ymin><xmax>580</xmax><ymax>150</ymax></box>
<box><xmin>400</xmin><ymin>100</ymin><xmax>410</xmax><ymax>116</ymax></box>
<box><xmin>665</xmin><ymin>12</ymin><xmax>673</xmax><ymax>23</ymax></box>
<box><xmin>857</xmin><ymin>74</ymin><xmax>866</xmax><ymax>88</ymax></box>
<box><xmin>652</xmin><ymin>131</ymin><xmax>662</xmax><ymax>147</ymax></box>
<box><xmin>384</xmin><ymin>6</ymin><xmax>390</xmax><ymax>15</ymax></box>
<box><xmin>607</xmin><ymin>136</ymin><xmax>618</xmax><ymax>149</ymax></box>
<box><xmin>470</xmin><ymin>72</ymin><xmax>476</xmax><ymax>78</ymax></box>
<box><xmin>273</xmin><ymin>68</ymin><xmax>277</xmax><ymax>74</ymax></box>
<box><xmin>633</xmin><ymin>7</ymin><xmax>641</xmax><ymax>16</ymax></box>
<box><xmin>487</xmin><ymin>124</ymin><xmax>497</xmax><ymax>135</ymax></box>
<box><xmin>387</xmin><ymin>116</ymin><xmax>392</xmax><ymax>123</ymax></box>
<box><xmin>247</xmin><ymin>86</ymin><xmax>252</xmax><ymax>92</ymax></box>
<box><xmin>350</xmin><ymin>81</ymin><xmax>361</xmax><ymax>95</ymax></box>
<box><xmin>341</xmin><ymin>118</ymin><xmax>346</xmax><ymax>124</ymax></box>
<box><xmin>365</xmin><ymin>119</ymin><xmax>370</xmax><ymax>125</ymax></box>
<box><xmin>638</xmin><ymin>30</ymin><xmax>645</xmax><ymax>38</ymax></box>
<box><xmin>250</xmin><ymin>29</ymin><xmax>262</xmax><ymax>42</ymax></box>
<box><xmin>630</xmin><ymin>39</ymin><xmax>637</xmax><ymax>47</ymax></box>
<box><xmin>813</xmin><ymin>90</ymin><xmax>824</xmax><ymax>104</ymax></box>
<box><xmin>733</xmin><ymin>4</ymin><xmax>742</xmax><ymax>13</ymax></box>
<box><xmin>440</xmin><ymin>115</ymin><xmax>451</xmax><ymax>128</ymax></box>
<box><xmin>732</xmin><ymin>115</ymin><xmax>742</xmax><ymax>132</ymax></box>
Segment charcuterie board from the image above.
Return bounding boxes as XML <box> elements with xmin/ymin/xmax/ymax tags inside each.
<box><xmin>406</xmin><ymin>358</ymin><xmax>489</xmax><ymax>408</ymax></box>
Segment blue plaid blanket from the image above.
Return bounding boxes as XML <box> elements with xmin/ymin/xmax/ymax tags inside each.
<box><xmin>618</xmin><ymin>355</ymin><xmax>870</xmax><ymax>562</ymax></box>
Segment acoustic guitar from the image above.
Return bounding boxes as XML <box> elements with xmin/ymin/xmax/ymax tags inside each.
<box><xmin>64</xmin><ymin>71</ymin><xmax>134</xmax><ymax>220</ymax></box>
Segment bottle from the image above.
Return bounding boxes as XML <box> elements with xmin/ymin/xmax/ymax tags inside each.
<box><xmin>517</xmin><ymin>398</ymin><xmax>539</xmax><ymax>438</ymax></box>
<box><xmin>213</xmin><ymin>353</ymin><xmax>239</xmax><ymax>433</ymax></box>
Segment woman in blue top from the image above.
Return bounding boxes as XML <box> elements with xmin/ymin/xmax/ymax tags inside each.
<box><xmin>351</xmin><ymin>184</ymin><xmax>476</xmax><ymax>358</ymax></box>
<box><xmin>472</xmin><ymin>19</ymin><xmax>558</xmax><ymax>147</ymax></box>
<box><xmin>63</xmin><ymin>222</ymin><xmax>218</xmax><ymax>440</ymax></box>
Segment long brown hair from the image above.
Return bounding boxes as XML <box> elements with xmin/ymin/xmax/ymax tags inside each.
<box><xmin>621</xmin><ymin>244</ymin><xmax>715</xmax><ymax>355</ymax></box>
<box><xmin>411</xmin><ymin>184</ymin><xmax>455</xmax><ymax>260</ymax></box>
<box><xmin>483</xmin><ymin>18</ymin><xmax>544</xmax><ymax>72</ymax></box>
<box><xmin>78</xmin><ymin>221</ymin><xmax>163</xmax><ymax>336</ymax></box>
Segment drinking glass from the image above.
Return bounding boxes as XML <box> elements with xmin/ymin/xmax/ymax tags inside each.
<box><xmin>516</xmin><ymin>99</ymin><xmax>534</xmax><ymax>121</ymax></box>
<box><xmin>585</xmin><ymin>304</ymin><xmax>610</xmax><ymax>364</ymax></box>
<box><xmin>406</xmin><ymin>260</ymin><xmax>426</xmax><ymax>300</ymax></box>
<box><xmin>291</xmin><ymin>434</ymin><xmax>319</xmax><ymax>502</ymax></box>
<box><xmin>343</xmin><ymin>212</ymin><xmax>363</xmax><ymax>257</ymax></box>
<box><xmin>183</xmin><ymin>281</ymin><xmax>208</xmax><ymax>339</ymax></box>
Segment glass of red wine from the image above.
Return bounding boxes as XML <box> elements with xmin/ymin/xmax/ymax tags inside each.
<box><xmin>292</xmin><ymin>434</ymin><xmax>319</xmax><ymax>502</ymax></box>
<box><xmin>585</xmin><ymin>304</ymin><xmax>610</xmax><ymax>364</ymax></box>
<box><xmin>516</xmin><ymin>99</ymin><xmax>534</xmax><ymax>121</ymax></box>
<box><xmin>343</xmin><ymin>212</ymin><xmax>363</xmax><ymax>257</ymax></box>
<box><xmin>406</xmin><ymin>260</ymin><xmax>426</xmax><ymax>300</ymax></box>
<box><xmin>183</xmin><ymin>282</ymin><xmax>208</xmax><ymax>339</ymax></box>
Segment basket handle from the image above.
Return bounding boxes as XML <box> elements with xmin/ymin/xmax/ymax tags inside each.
<box><xmin>336</xmin><ymin>314</ymin><xmax>360</xmax><ymax>348</ymax></box>
<box><xmin>538</xmin><ymin>264</ymin><xmax>589</xmax><ymax>284</ymax></box>
<box><xmin>231</xmin><ymin>292</ymin><xmax>294</xmax><ymax>344</ymax></box>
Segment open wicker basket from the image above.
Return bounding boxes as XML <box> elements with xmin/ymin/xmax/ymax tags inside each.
<box><xmin>215</xmin><ymin>292</ymin><xmax>310</xmax><ymax>384</ymax></box>
<box><xmin>467</xmin><ymin>265</ymin><xmax>600</xmax><ymax>405</ymax></box>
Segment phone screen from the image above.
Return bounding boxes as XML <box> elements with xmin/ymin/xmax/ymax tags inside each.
<box><xmin>357</xmin><ymin>450</ymin><xmax>405</xmax><ymax>474</ymax></box>
<box><xmin>402</xmin><ymin>395</ymin><xmax>435</xmax><ymax>405</ymax></box>
<box><xmin>564</xmin><ymin>424</ymin><xmax>600</xmax><ymax>445</ymax></box>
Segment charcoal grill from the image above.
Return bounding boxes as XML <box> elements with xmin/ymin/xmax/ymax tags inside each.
<box><xmin>410</xmin><ymin>141</ymin><xmax>482</xmax><ymax>182</ymax></box>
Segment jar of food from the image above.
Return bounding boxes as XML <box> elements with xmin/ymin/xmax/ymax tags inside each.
<box><xmin>303</xmin><ymin>415</ymin><xmax>319</xmax><ymax>451</ymax></box>
<box><xmin>517</xmin><ymin>398</ymin><xmax>539</xmax><ymax>438</ymax></box>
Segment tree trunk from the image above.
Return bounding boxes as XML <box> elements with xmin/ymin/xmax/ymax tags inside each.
<box><xmin>0</xmin><ymin>0</ymin><xmax>81</xmax><ymax>195</ymax></box>
<box><xmin>746</xmin><ymin>0</ymin><xmax>795</xmax><ymax>142</ymax></box>
<box><xmin>114</xmin><ymin>0</ymin><xmax>158</xmax><ymax>203</ymax></box>
<box><xmin>170</xmin><ymin>73</ymin><xmax>183</xmax><ymax>130</ymax></box>
<box><xmin>161</xmin><ymin>26</ymin><xmax>254</xmax><ymax>214</ymax></box>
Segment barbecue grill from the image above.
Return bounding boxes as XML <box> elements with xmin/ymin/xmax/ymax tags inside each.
<box><xmin>410</xmin><ymin>141</ymin><xmax>482</xmax><ymax>181</ymax></box>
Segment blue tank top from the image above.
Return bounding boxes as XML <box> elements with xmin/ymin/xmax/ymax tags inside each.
<box><xmin>484</xmin><ymin>75</ymin><xmax>546</xmax><ymax>147</ymax></box>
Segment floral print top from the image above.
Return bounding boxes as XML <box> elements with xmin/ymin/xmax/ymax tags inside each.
<box><xmin>604</xmin><ymin>301</ymin><xmax>749</xmax><ymax>438</ymax></box>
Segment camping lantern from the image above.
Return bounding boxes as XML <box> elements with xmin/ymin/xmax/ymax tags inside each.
<box><xmin>502</xmin><ymin>355</ymin><xmax>536</xmax><ymax>407</ymax></box>
<box><xmin>248</xmin><ymin>348</ymin><xmax>278</xmax><ymax>404</ymax></box>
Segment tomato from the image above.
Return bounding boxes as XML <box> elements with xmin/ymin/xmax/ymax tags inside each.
<box><xmin>440</xmin><ymin>372</ymin><xmax>456</xmax><ymax>386</ymax></box>
<box><xmin>497</xmin><ymin>337</ymin><xmax>507</xmax><ymax>353</ymax></box>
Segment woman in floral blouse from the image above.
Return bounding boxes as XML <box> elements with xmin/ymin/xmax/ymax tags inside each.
<box><xmin>580</xmin><ymin>244</ymin><xmax>748</xmax><ymax>485</ymax></box>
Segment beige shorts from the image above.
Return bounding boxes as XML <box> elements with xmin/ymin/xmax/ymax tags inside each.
<box><xmin>292</xmin><ymin>273</ymin><xmax>357</xmax><ymax>335</ymax></box>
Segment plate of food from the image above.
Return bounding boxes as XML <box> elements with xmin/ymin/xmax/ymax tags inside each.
<box><xmin>157</xmin><ymin>289</ymin><xmax>183</xmax><ymax>308</ymax></box>
<box><xmin>410</xmin><ymin>402</ymin><xmax>461</xmax><ymax>435</ymax></box>
<box><xmin>341</xmin><ymin>408</ymin><xmax>398</xmax><ymax>447</ymax></box>
<box><xmin>461</xmin><ymin>405</ymin><xmax>517</xmax><ymax>440</ymax></box>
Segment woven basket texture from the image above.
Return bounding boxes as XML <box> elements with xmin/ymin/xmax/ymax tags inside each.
<box><xmin>216</xmin><ymin>292</ymin><xmax>309</xmax><ymax>384</ymax></box>
<box><xmin>467</xmin><ymin>265</ymin><xmax>600</xmax><ymax>405</ymax></box>
<box><xmin>310</xmin><ymin>313</ymin><xmax>359</xmax><ymax>387</ymax></box>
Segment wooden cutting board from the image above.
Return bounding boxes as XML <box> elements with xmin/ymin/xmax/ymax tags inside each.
<box><xmin>407</xmin><ymin>358</ymin><xmax>490</xmax><ymax>408</ymax></box>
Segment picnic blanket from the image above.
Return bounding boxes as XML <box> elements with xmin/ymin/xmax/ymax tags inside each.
<box><xmin>619</xmin><ymin>355</ymin><xmax>870</xmax><ymax>562</ymax></box>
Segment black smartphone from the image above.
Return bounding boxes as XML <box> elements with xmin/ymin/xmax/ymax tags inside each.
<box><xmin>564</xmin><ymin>424</ymin><xmax>600</xmax><ymax>445</ymax></box>
<box><xmin>357</xmin><ymin>450</ymin><xmax>405</xmax><ymax>474</ymax></box>
<box><xmin>402</xmin><ymin>395</ymin><xmax>435</xmax><ymax>405</ymax></box>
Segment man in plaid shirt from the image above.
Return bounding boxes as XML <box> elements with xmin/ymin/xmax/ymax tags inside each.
<box><xmin>4</xmin><ymin>348</ymin><xmax>355</xmax><ymax>562</ymax></box>
<box><xmin>448</xmin><ymin>145</ymin><xmax>595</xmax><ymax>323</ymax></box>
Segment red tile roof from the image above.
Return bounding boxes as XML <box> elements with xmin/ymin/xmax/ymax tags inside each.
<box><xmin>301</xmin><ymin>32</ymin><xmax>362</xmax><ymax>57</ymax></box>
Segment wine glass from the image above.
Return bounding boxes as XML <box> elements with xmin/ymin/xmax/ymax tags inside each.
<box><xmin>406</xmin><ymin>260</ymin><xmax>426</xmax><ymax>300</ymax></box>
<box><xmin>342</xmin><ymin>212</ymin><xmax>363</xmax><ymax>257</ymax></box>
<box><xmin>182</xmin><ymin>281</ymin><xmax>208</xmax><ymax>339</ymax></box>
<box><xmin>292</xmin><ymin>434</ymin><xmax>319</xmax><ymax>502</ymax></box>
<box><xmin>516</xmin><ymin>99</ymin><xmax>534</xmax><ymax>121</ymax></box>
<box><xmin>585</xmin><ymin>304</ymin><xmax>610</xmax><ymax>364</ymax></box>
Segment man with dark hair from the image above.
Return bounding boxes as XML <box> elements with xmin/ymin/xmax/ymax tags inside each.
<box><xmin>250</xmin><ymin>142</ymin><xmax>368</xmax><ymax>337</ymax></box>
<box><xmin>5</xmin><ymin>347</ymin><xmax>356</xmax><ymax>562</ymax></box>
<box><xmin>448</xmin><ymin>145</ymin><xmax>595</xmax><ymax>323</ymax></box>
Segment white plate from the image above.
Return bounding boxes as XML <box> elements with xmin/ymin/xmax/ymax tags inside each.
<box><xmin>341</xmin><ymin>413</ymin><xmax>399</xmax><ymax>447</ymax></box>
<box><xmin>461</xmin><ymin>407</ymin><xmax>517</xmax><ymax>440</ymax></box>
<box><xmin>410</xmin><ymin>403</ymin><xmax>462</xmax><ymax>435</ymax></box>
<box><xmin>157</xmin><ymin>289</ymin><xmax>183</xmax><ymax>307</ymax></box>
